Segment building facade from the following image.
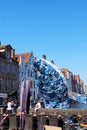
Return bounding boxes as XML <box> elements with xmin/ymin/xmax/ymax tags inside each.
<box><xmin>61</xmin><ymin>68</ymin><xmax>85</xmax><ymax>95</ymax></box>
<box><xmin>0</xmin><ymin>44</ymin><xmax>19</xmax><ymax>105</ymax></box>
<box><xmin>15</xmin><ymin>52</ymin><xmax>38</xmax><ymax>105</ymax></box>
<box><xmin>61</xmin><ymin>68</ymin><xmax>73</xmax><ymax>91</ymax></box>
<box><xmin>72</xmin><ymin>75</ymin><xmax>85</xmax><ymax>95</ymax></box>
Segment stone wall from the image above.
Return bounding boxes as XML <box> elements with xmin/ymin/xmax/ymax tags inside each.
<box><xmin>0</xmin><ymin>108</ymin><xmax>87</xmax><ymax>130</ymax></box>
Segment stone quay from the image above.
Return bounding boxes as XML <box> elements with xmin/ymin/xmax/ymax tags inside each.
<box><xmin>0</xmin><ymin>108</ymin><xmax>87</xmax><ymax>130</ymax></box>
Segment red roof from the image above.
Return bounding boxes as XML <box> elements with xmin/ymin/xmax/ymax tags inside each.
<box><xmin>61</xmin><ymin>68</ymin><xmax>69</xmax><ymax>78</ymax></box>
<box><xmin>79</xmin><ymin>80</ymin><xmax>83</xmax><ymax>85</ymax></box>
<box><xmin>0</xmin><ymin>44</ymin><xmax>12</xmax><ymax>49</ymax></box>
<box><xmin>15</xmin><ymin>52</ymin><xmax>32</xmax><ymax>64</ymax></box>
<box><xmin>74</xmin><ymin>75</ymin><xmax>80</xmax><ymax>80</ymax></box>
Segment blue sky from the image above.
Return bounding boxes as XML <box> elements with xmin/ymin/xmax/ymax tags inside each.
<box><xmin>0</xmin><ymin>0</ymin><xmax>87</xmax><ymax>84</ymax></box>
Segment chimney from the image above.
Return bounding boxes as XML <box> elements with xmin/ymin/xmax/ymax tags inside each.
<box><xmin>11</xmin><ymin>49</ymin><xmax>15</xmax><ymax>58</ymax></box>
<box><xmin>42</xmin><ymin>55</ymin><xmax>46</xmax><ymax>60</ymax></box>
<box><xmin>50</xmin><ymin>60</ymin><xmax>54</xmax><ymax>64</ymax></box>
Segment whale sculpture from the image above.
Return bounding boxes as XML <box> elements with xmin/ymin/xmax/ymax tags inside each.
<box><xmin>32</xmin><ymin>58</ymin><xmax>70</xmax><ymax>108</ymax></box>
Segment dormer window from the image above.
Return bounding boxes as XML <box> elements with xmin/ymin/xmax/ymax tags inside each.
<box><xmin>7</xmin><ymin>51</ymin><xmax>10</xmax><ymax>60</ymax></box>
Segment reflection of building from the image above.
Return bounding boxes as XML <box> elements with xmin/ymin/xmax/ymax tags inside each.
<box><xmin>0</xmin><ymin>44</ymin><xmax>19</xmax><ymax>105</ymax></box>
<box><xmin>15</xmin><ymin>52</ymin><xmax>38</xmax><ymax>103</ymax></box>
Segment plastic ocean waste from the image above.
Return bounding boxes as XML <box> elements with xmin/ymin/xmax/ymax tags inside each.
<box><xmin>32</xmin><ymin>58</ymin><xmax>70</xmax><ymax>108</ymax></box>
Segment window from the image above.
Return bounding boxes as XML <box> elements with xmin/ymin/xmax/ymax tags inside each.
<box><xmin>31</xmin><ymin>81</ymin><xmax>32</xmax><ymax>88</ymax></box>
<box><xmin>6</xmin><ymin>80</ymin><xmax>10</xmax><ymax>92</ymax></box>
<box><xmin>28</xmin><ymin>70</ymin><xmax>29</xmax><ymax>77</ymax></box>
<box><xmin>11</xmin><ymin>80</ymin><xmax>15</xmax><ymax>91</ymax></box>
<box><xmin>34</xmin><ymin>91</ymin><xmax>35</xmax><ymax>99</ymax></box>
<box><xmin>1</xmin><ymin>62</ymin><xmax>5</xmax><ymax>73</ymax></box>
<box><xmin>12</xmin><ymin>64</ymin><xmax>16</xmax><ymax>75</ymax></box>
<box><xmin>0</xmin><ymin>78</ymin><xmax>4</xmax><ymax>92</ymax></box>
<box><xmin>6</xmin><ymin>63</ymin><xmax>10</xmax><ymax>73</ymax></box>
<box><xmin>34</xmin><ymin>81</ymin><xmax>36</xmax><ymax>88</ymax></box>
<box><xmin>6</xmin><ymin>52</ymin><xmax>10</xmax><ymax>60</ymax></box>
<box><xmin>31</xmin><ymin>71</ymin><xmax>32</xmax><ymax>77</ymax></box>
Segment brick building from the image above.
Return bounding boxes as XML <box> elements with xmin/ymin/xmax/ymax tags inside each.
<box><xmin>0</xmin><ymin>44</ymin><xmax>19</xmax><ymax>105</ymax></box>
<box><xmin>72</xmin><ymin>75</ymin><xmax>84</xmax><ymax>94</ymax></box>
<box><xmin>61</xmin><ymin>68</ymin><xmax>85</xmax><ymax>95</ymax></box>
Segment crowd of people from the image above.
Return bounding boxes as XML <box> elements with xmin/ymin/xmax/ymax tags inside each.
<box><xmin>6</xmin><ymin>98</ymin><xmax>18</xmax><ymax>114</ymax></box>
<box><xmin>0</xmin><ymin>97</ymin><xmax>18</xmax><ymax>128</ymax></box>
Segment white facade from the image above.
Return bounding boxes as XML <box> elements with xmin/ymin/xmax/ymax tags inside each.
<box><xmin>17</xmin><ymin>52</ymin><xmax>38</xmax><ymax>103</ymax></box>
<box><xmin>66</xmin><ymin>71</ymin><xmax>73</xmax><ymax>91</ymax></box>
<box><xmin>61</xmin><ymin>69</ymin><xmax>73</xmax><ymax>91</ymax></box>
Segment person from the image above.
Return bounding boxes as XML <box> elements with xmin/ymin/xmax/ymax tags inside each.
<box><xmin>57</xmin><ymin>115</ymin><xmax>64</xmax><ymax>130</ymax></box>
<box><xmin>34</xmin><ymin>100</ymin><xmax>41</xmax><ymax>112</ymax></box>
<box><xmin>6</xmin><ymin>99</ymin><xmax>13</xmax><ymax>114</ymax></box>
<box><xmin>70</xmin><ymin>114</ymin><xmax>78</xmax><ymax>123</ymax></box>
<box><xmin>11</xmin><ymin>101</ymin><xmax>14</xmax><ymax>113</ymax></box>
<box><xmin>72</xmin><ymin>116</ymin><xmax>78</xmax><ymax>123</ymax></box>
<box><xmin>14</xmin><ymin>98</ymin><xmax>18</xmax><ymax>113</ymax></box>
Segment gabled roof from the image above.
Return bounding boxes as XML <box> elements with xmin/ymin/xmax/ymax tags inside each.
<box><xmin>61</xmin><ymin>68</ymin><xmax>72</xmax><ymax>73</ymax></box>
<box><xmin>79</xmin><ymin>79</ymin><xmax>83</xmax><ymax>86</ymax></box>
<box><xmin>74</xmin><ymin>75</ymin><xmax>80</xmax><ymax>80</ymax></box>
<box><xmin>15</xmin><ymin>52</ymin><xmax>32</xmax><ymax>64</ymax></box>
<box><xmin>62</xmin><ymin>68</ymin><xmax>69</xmax><ymax>72</ymax></box>
<box><xmin>0</xmin><ymin>44</ymin><xmax>12</xmax><ymax>50</ymax></box>
<box><xmin>61</xmin><ymin>68</ymin><xmax>69</xmax><ymax>78</ymax></box>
